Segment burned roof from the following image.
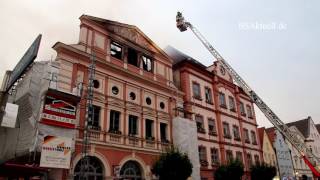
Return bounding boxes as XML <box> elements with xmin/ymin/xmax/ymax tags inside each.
<box><xmin>164</xmin><ymin>46</ymin><xmax>207</xmax><ymax>69</ymax></box>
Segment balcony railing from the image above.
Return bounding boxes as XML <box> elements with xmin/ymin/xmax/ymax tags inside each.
<box><xmin>78</xmin><ymin>129</ymin><xmax>172</xmax><ymax>151</ymax></box>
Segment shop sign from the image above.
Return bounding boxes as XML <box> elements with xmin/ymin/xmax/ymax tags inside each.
<box><xmin>40</xmin><ymin>136</ymin><xmax>72</xmax><ymax>169</ymax></box>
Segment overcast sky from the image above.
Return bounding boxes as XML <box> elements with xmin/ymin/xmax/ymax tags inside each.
<box><xmin>0</xmin><ymin>0</ymin><xmax>319</xmax><ymax>127</ymax></box>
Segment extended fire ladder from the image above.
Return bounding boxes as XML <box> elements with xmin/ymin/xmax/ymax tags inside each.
<box><xmin>176</xmin><ymin>12</ymin><xmax>320</xmax><ymax>176</ymax></box>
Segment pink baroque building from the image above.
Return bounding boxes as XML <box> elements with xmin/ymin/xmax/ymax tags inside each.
<box><xmin>52</xmin><ymin>15</ymin><xmax>183</xmax><ymax>179</ymax></box>
<box><xmin>166</xmin><ymin>47</ymin><xmax>263</xmax><ymax>180</ymax></box>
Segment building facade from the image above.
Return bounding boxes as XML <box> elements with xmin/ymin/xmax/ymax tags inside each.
<box><xmin>266</xmin><ymin>128</ymin><xmax>296</xmax><ymax>179</ymax></box>
<box><xmin>286</xmin><ymin>116</ymin><xmax>320</xmax><ymax>179</ymax></box>
<box><xmin>167</xmin><ymin>47</ymin><xmax>262</xmax><ymax>180</ymax></box>
<box><xmin>257</xmin><ymin>127</ymin><xmax>278</xmax><ymax>167</ymax></box>
<box><xmin>0</xmin><ymin>61</ymin><xmax>82</xmax><ymax>179</ymax></box>
<box><xmin>52</xmin><ymin>15</ymin><xmax>184</xmax><ymax>180</ymax></box>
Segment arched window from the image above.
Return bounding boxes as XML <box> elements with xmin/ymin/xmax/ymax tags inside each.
<box><xmin>74</xmin><ymin>156</ymin><xmax>104</xmax><ymax>180</ymax></box>
<box><xmin>120</xmin><ymin>160</ymin><xmax>143</xmax><ymax>180</ymax></box>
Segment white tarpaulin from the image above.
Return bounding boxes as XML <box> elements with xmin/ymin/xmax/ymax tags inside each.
<box><xmin>40</xmin><ymin>136</ymin><xmax>72</xmax><ymax>169</ymax></box>
<box><xmin>172</xmin><ymin>116</ymin><xmax>200</xmax><ymax>180</ymax></box>
<box><xmin>1</xmin><ymin>103</ymin><xmax>19</xmax><ymax>128</ymax></box>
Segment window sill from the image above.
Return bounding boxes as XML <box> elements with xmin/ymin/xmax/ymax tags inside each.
<box><xmin>197</xmin><ymin>127</ymin><xmax>206</xmax><ymax>134</ymax></box>
<box><xmin>230</xmin><ymin>108</ymin><xmax>236</xmax><ymax>112</ymax></box>
<box><xmin>224</xmin><ymin>135</ymin><xmax>232</xmax><ymax>139</ymax></box>
<box><xmin>209</xmin><ymin>131</ymin><xmax>217</xmax><ymax>136</ymax></box>
<box><xmin>161</xmin><ymin>139</ymin><xmax>170</xmax><ymax>144</ymax></box>
<box><xmin>108</xmin><ymin>129</ymin><xmax>122</xmax><ymax>135</ymax></box>
<box><xmin>110</xmin><ymin>55</ymin><xmax>123</xmax><ymax>61</ymax></box>
<box><xmin>88</xmin><ymin>126</ymin><xmax>101</xmax><ymax>131</ymax></box>
<box><xmin>145</xmin><ymin>137</ymin><xmax>155</xmax><ymax>141</ymax></box>
<box><xmin>193</xmin><ymin>96</ymin><xmax>202</xmax><ymax>101</ymax></box>
<box><xmin>220</xmin><ymin>104</ymin><xmax>228</xmax><ymax>109</ymax></box>
<box><xmin>200</xmin><ymin>160</ymin><xmax>208</xmax><ymax>167</ymax></box>
<box><xmin>252</xmin><ymin>142</ymin><xmax>258</xmax><ymax>145</ymax></box>
<box><xmin>128</xmin><ymin>133</ymin><xmax>138</xmax><ymax>137</ymax></box>
<box><xmin>234</xmin><ymin>137</ymin><xmax>241</xmax><ymax>141</ymax></box>
<box><xmin>248</xmin><ymin>116</ymin><xmax>254</xmax><ymax>119</ymax></box>
<box><xmin>206</xmin><ymin>100</ymin><xmax>213</xmax><ymax>105</ymax></box>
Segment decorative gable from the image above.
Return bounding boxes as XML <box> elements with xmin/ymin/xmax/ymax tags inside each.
<box><xmin>80</xmin><ymin>15</ymin><xmax>171</xmax><ymax>63</ymax></box>
<box><xmin>207</xmin><ymin>61</ymin><xmax>233</xmax><ymax>82</ymax></box>
<box><xmin>106</xmin><ymin>24</ymin><xmax>157</xmax><ymax>53</ymax></box>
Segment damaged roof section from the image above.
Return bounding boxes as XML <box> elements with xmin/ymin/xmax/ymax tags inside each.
<box><xmin>164</xmin><ymin>45</ymin><xmax>208</xmax><ymax>69</ymax></box>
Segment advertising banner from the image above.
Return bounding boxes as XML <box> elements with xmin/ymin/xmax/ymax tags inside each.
<box><xmin>41</xmin><ymin>93</ymin><xmax>77</xmax><ymax>128</ymax></box>
<box><xmin>40</xmin><ymin>136</ymin><xmax>72</xmax><ymax>169</ymax></box>
<box><xmin>1</xmin><ymin>103</ymin><xmax>19</xmax><ymax>128</ymax></box>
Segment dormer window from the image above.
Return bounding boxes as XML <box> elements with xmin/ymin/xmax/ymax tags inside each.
<box><xmin>110</xmin><ymin>41</ymin><xmax>123</xmax><ymax>60</ymax></box>
<box><xmin>142</xmin><ymin>55</ymin><xmax>152</xmax><ymax>72</ymax></box>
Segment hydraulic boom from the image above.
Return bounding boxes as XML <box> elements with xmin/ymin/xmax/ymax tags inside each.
<box><xmin>176</xmin><ymin>11</ymin><xmax>320</xmax><ymax>176</ymax></box>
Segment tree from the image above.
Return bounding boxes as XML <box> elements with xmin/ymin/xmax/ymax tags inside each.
<box><xmin>151</xmin><ymin>147</ymin><xmax>193</xmax><ymax>180</ymax></box>
<box><xmin>251</xmin><ymin>163</ymin><xmax>277</xmax><ymax>180</ymax></box>
<box><xmin>214</xmin><ymin>159</ymin><xmax>244</xmax><ymax>180</ymax></box>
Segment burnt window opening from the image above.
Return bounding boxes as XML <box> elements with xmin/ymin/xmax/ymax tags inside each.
<box><xmin>93</xmin><ymin>80</ymin><xmax>100</xmax><ymax>89</ymax></box>
<box><xmin>160</xmin><ymin>102</ymin><xmax>165</xmax><ymax>109</ymax></box>
<box><xmin>112</xmin><ymin>86</ymin><xmax>119</xmax><ymax>95</ymax></box>
<box><xmin>129</xmin><ymin>92</ymin><xmax>136</xmax><ymax>100</ymax></box>
<box><xmin>128</xmin><ymin>48</ymin><xmax>138</xmax><ymax>67</ymax></box>
<box><xmin>142</xmin><ymin>55</ymin><xmax>152</xmax><ymax>72</ymax></box>
<box><xmin>110</xmin><ymin>41</ymin><xmax>123</xmax><ymax>60</ymax></box>
<box><xmin>146</xmin><ymin>97</ymin><xmax>152</xmax><ymax>105</ymax></box>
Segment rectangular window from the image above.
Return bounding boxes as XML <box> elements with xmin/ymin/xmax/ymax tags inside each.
<box><xmin>160</xmin><ymin>123</ymin><xmax>168</xmax><ymax>142</ymax></box>
<box><xmin>89</xmin><ymin>105</ymin><xmax>101</xmax><ymax>129</ymax></box>
<box><xmin>247</xmin><ymin>153</ymin><xmax>252</xmax><ymax>168</ymax></box>
<box><xmin>199</xmin><ymin>146</ymin><xmax>208</xmax><ymax>166</ymax></box>
<box><xmin>244</xmin><ymin>129</ymin><xmax>250</xmax><ymax>143</ymax></box>
<box><xmin>226</xmin><ymin>150</ymin><xmax>233</xmax><ymax>162</ymax></box>
<box><xmin>233</xmin><ymin>125</ymin><xmax>240</xmax><ymax>140</ymax></box>
<box><xmin>223</xmin><ymin>122</ymin><xmax>231</xmax><ymax>138</ymax></box>
<box><xmin>229</xmin><ymin>96</ymin><xmax>236</xmax><ymax>111</ymax></box>
<box><xmin>211</xmin><ymin>148</ymin><xmax>219</xmax><ymax>165</ymax></box>
<box><xmin>142</xmin><ymin>55</ymin><xmax>152</xmax><ymax>72</ymax></box>
<box><xmin>109</xmin><ymin>110</ymin><xmax>120</xmax><ymax>133</ymax></box>
<box><xmin>219</xmin><ymin>92</ymin><xmax>227</xmax><ymax>108</ymax></box>
<box><xmin>196</xmin><ymin>115</ymin><xmax>205</xmax><ymax>133</ymax></box>
<box><xmin>247</xmin><ymin>105</ymin><xmax>253</xmax><ymax>118</ymax></box>
<box><xmin>205</xmin><ymin>87</ymin><xmax>213</xmax><ymax>104</ymax></box>
<box><xmin>240</xmin><ymin>102</ymin><xmax>246</xmax><ymax>116</ymax></box>
<box><xmin>254</xmin><ymin>155</ymin><xmax>260</xmax><ymax>165</ymax></box>
<box><xmin>208</xmin><ymin>119</ymin><xmax>216</xmax><ymax>135</ymax></box>
<box><xmin>127</xmin><ymin>48</ymin><xmax>138</xmax><ymax>67</ymax></box>
<box><xmin>145</xmin><ymin>119</ymin><xmax>154</xmax><ymax>140</ymax></box>
<box><xmin>251</xmin><ymin>130</ymin><xmax>257</xmax><ymax>145</ymax></box>
<box><xmin>110</xmin><ymin>41</ymin><xmax>123</xmax><ymax>59</ymax></box>
<box><xmin>192</xmin><ymin>82</ymin><xmax>201</xmax><ymax>99</ymax></box>
<box><xmin>236</xmin><ymin>151</ymin><xmax>243</xmax><ymax>162</ymax></box>
<box><xmin>128</xmin><ymin>115</ymin><xmax>138</xmax><ymax>135</ymax></box>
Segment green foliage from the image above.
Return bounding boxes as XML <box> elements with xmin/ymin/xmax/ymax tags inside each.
<box><xmin>151</xmin><ymin>147</ymin><xmax>193</xmax><ymax>180</ymax></box>
<box><xmin>214</xmin><ymin>159</ymin><xmax>244</xmax><ymax>180</ymax></box>
<box><xmin>251</xmin><ymin>162</ymin><xmax>277</xmax><ymax>180</ymax></box>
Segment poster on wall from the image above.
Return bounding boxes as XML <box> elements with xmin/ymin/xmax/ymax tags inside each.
<box><xmin>41</xmin><ymin>93</ymin><xmax>77</xmax><ymax>128</ymax></box>
<box><xmin>40</xmin><ymin>136</ymin><xmax>72</xmax><ymax>169</ymax></box>
<box><xmin>1</xmin><ymin>103</ymin><xmax>19</xmax><ymax>128</ymax></box>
